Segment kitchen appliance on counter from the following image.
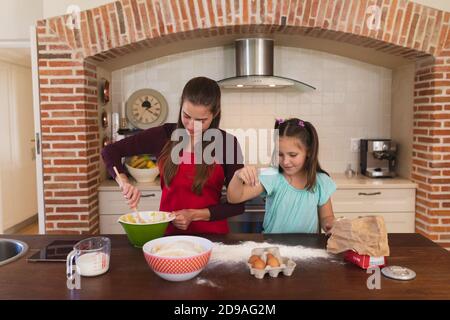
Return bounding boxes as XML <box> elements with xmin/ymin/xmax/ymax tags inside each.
<box><xmin>360</xmin><ymin>139</ymin><xmax>397</xmax><ymax>178</ymax></box>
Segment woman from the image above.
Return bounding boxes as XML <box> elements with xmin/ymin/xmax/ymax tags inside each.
<box><xmin>101</xmin><ymin>77</ymin><xmax>244</xmax><ymax>234</ymax></box>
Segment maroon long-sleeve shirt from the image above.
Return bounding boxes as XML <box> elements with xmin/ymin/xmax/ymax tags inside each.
<box><xmin>101</xmin><ymin>123</ymin><xmax>245</xmax><ymax>221</ymax></box>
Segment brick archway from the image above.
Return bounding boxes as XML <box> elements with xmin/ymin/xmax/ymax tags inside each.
<box><xmin>36</xmin><ymin>0</ymin><xmax>450</xmax><ymax>248</ymax></box>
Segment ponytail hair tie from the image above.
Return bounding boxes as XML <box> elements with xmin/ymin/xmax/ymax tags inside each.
<box><xmin>276</xmin><ymin>118</ymin><xmax>284</xmax><ymax>124</ymax></box>
<box><xmin>298</xmin><ymin>120</ymin><xmax>305</xmax><ymax>127</ymax></box>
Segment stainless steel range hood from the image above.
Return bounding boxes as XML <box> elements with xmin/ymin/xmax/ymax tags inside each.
<box><xmin>218</xmin><ymin>38</ymin><xmax>315</xmax><ymax>90</ymax></box>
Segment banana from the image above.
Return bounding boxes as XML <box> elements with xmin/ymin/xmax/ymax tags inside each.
<box><xmin>129</xmin><ymin>154</ymin><xmax>156</xmax><ymax>169</ymax></box>
<box><xmin>132</xmin><ymin>158</ymin><xmax>146</xmax><ymax>168</ymax></box>
<box><xmin>130</xmin><ymin>156</ymin><xmax>141</xmax><ymax>167</ymax></box>
<box><xmin>137</xmin><ymin>160</ymin><xmax>148</xmax><ymax>169</ymax></box>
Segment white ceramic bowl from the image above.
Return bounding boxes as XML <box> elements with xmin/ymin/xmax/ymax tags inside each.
<box><xmin>125</xmin><ymin>162</ymin><xmax>159</xmax><ymax>183</ymax></box>
<box><xmin>142</xmin><ymin>236</ymin><xmax>213</xmax><ymax>282</ymax></box>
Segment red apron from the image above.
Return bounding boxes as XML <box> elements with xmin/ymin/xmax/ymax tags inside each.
<box><xmin>159</xmin><ymin>151</ymin><xmax>229</xmax><ymax>235</ymax></box>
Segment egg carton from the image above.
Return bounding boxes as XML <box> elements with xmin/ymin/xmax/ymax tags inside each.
<box><xmin>247</xmin><ymin>247</ymin><xmax>296</xmax><ymax>279</ymax></box>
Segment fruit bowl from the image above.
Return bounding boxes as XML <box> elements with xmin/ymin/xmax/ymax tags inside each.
<box><xmin>142</xmin><ymin>236</ymin><xmax>213</xmax><ymax>282</ymax></box>
<box><xmin>125</xmin><ymin>155</ymin><xmax>159</xmax><ymax>182</ymax></box>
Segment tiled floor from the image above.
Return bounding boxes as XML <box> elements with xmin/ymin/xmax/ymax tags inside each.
<box><xmin>15</xmin><ymin>222</ymin><xmax>39</xmax><ymax>235</ymax></box>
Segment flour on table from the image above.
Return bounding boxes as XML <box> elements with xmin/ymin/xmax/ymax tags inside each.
<box><xmin>195</xmin><ymin>277</ymin><xmax>221</xmax><ymax>288</ymax></box>
<box><xmin>209</xmin><ymin>241</ymin><xmax>330</xmax><ymax>265</ymax></box>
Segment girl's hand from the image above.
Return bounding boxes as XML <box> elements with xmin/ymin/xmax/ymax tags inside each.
<box><xmin>172</xmin><ymin>209</ymin><xmax>195</xmax><ymax>230</ymax></box>
<box><xmin>323</xmin><ymin>217</ymin><xmax>335</xmax><ymax>236</ymax></box>
<box><xmin>319</xmin><ymin>200</ymin><xmax>335</xmax><ymax>236</ymax></box>
<box><xmin>121</xmin><ymin>180</ymin><xmax>141</xmax><ymax>209</ymax></box>
<box><xmin>235</xmin><ymin>166</ymin><xmax>259</xmax><ymax>186</ymax></box>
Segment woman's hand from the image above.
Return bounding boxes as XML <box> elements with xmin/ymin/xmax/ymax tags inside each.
<box><xmin>172</xmin><ymin>209</ymin><xmax>194</xmax><ymax>230</ymax></box>
<box><xmin>120</xmin><ymin>178</ymin><xmax>141</xmax><ymax>209</ymax></box>
<box><xmin>171</xmin><ymin>208</ymin><xmax>210</xmax><ymax>230</ymax></box>
<box><xmin>235</xmin><ymin>166</ymin><xmax>259</xmax><ymax>186</ymax></box>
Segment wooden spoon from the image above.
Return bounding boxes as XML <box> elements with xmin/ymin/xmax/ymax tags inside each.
<box><xmin>113</xmin><ymin>166</ymin><xmax>145</xmax><ymax>223</ymax></box>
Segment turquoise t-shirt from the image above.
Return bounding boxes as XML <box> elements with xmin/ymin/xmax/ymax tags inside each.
<box><xmin>258</xmin><ymin>167</ymin><xmax>337</xmax><ymax>233</ymax></box>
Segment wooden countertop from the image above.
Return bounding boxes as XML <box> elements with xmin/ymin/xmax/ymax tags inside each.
<box><xmin>98</xmin><ymin>173</ymin><xmax>416</xmax><ymax>192</ymax></box>
<box><xmin>0</xmin><ymin>233</ymin><xmax>448</xmax><ymax>300</ymax></box>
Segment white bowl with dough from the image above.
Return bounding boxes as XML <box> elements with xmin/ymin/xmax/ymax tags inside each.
<box><xmin>142</xmin><ymin>236</ymin><xmax>213</xmax><ymax>282</ymax></box>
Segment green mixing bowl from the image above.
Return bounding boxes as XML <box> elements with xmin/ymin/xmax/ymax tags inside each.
<box><xmin>118</xmin><ymin>211</ymin><xmax>175</xmax><ymax>248</ymax></box>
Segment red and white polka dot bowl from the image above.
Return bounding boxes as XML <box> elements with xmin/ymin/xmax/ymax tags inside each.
<box><xmin>142</xmin><ymin>235</ymin><xmax>213</xmax><ymax>282</ymax></box>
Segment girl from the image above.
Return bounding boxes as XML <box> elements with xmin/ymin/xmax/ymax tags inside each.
<box><xmin>102</xmin><ymin>77</ymin><xmax>244</xmax><ymax>235</ymax></box>
<box><xmin>227</xmin><ymin>118</ymin><xmax>336</xmax><ymax>234</ymax></box>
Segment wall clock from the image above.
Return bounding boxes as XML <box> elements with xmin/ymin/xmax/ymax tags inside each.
<box><xmin>126</xmin><ymin>88</ymin><xmax>168</xmax><ymax>130</ymax></box>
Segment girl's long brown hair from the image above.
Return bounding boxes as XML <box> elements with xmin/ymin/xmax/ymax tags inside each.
<box><xmin>158</xmin><ymin>77</ymin><xmax>221</xmax><ymax>195</ymax></box>
<box><xmin>274</xmin><ymin>118</ymin><xmax>329</xmax><ymax>191</ymax></box>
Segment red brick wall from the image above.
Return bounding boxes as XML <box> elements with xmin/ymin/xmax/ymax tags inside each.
<box><xmin>36</xmin><ymin>0</ymin><xmax>450</xmax><ymax>246</ymax></box>
<box><xmin>37</xmin><ymin>20</ymin><xmax>100</xmax><ymax>234</ymax></box>
<box><xmin>413</xmin><ymin>52</ymin><xmax>450</xmax><ymax>248</ymax></box>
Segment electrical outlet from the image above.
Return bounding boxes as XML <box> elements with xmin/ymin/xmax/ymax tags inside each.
<box><xmin>350</xmin><ymin>138</ymin><xmax>360</xmax><ymax>153</ymax></box>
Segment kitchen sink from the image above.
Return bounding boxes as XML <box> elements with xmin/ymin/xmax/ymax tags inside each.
<box><xmin>0</xmin><ymin>239</ymin><xmax>28</xmax><ymax>266</ymax></box>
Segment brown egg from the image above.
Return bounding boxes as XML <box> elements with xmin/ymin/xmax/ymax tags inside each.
<box><xmin>252</xmin><ymin>258</ymin><xmax>266</xmax><ymax>270</ymax></box>
<box><xmin>266</xmin><ymin>253</ymin><xmax>275</xmax><ymax>259</ymax></box>
<box><xmin>266</xmin><ymin>256</ymin><xmax>280</xmax><ymax>267</ymax></box>
<box><xmin>248</xmin><ymin>255</ymin><xmax>260</xmax><ymax>264</ymax></box>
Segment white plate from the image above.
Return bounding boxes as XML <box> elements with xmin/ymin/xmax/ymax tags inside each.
<box><xmin>381</xmin><ymin>266</ymin><xmax>416</xmax><ymax>281</ymax></box>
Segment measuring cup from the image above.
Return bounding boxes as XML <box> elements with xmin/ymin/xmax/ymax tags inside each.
<box><xmin>66</xmin><ymin>237</ymin><xmax>110</xmax><ymax>277</ymax></box>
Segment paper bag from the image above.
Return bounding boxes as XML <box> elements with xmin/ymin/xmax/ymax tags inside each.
<box><xmin>326</xmin><ymin>216</ymin><xmax>390</xmax><ymax>256</ymax></box>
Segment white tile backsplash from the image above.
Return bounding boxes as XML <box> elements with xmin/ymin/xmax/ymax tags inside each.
<box><xmin>112</xmin><ymin>46</ymin><xmax>392</xmax><ymax>173</ymax></box>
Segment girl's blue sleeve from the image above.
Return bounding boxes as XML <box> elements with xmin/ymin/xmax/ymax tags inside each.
<box><xmin>258</xmin><ymin>167</ymin><xmax>279</xmax><ymax>197</ymax></box>
<box><xmin>317</xmin><ymin>173</ymin><xmax>337</xmax><ymax>206</ymax></box>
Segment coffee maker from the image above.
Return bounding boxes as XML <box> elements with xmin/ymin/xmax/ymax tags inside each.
<box><xmin>360</xmin><ymin>139</ymin><xmax>397</xmax><ymax>178</ymax></box>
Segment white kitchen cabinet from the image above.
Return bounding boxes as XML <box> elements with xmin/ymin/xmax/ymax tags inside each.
<box><xmin>331</xmin><ymin>174</ymin><xmax>417</xmax><ymax>233</ymax></box>
<box><xmin>98</xmin><ymin>179</ymin><xmax>161</xmax><ymax>234</ymax></box>
<box><xmin>98</xmin><ymin>175</ymin><xmax>417</xmax><ymax>234</ymax></box>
